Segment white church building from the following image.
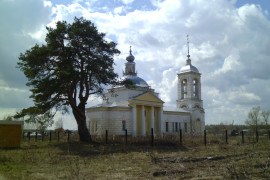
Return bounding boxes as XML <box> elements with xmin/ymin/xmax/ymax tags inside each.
<box><xmin>86</xmin><ymin>46</ymin><xmax>205</xmax><ymax>136</ymax></box>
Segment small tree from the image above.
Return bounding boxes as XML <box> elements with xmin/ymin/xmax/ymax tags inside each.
<box><xmin>55</xmin><ymin>117</ymin><xmax>63</xmax><ymax>129</ymax></box>
<box><xmin>261</xmin><ymin>110</ymin><xmax>270</xmax><ymax>130</ymax></box>
<box><xmin>3</xmin><ymin>116</ymin><xmax>14</xmax><ymax>121</ymax></box>
<box><xmin>245</xmin><ymin>106</ymin><xmax>262</xmax><ymax>133</ymax></box>
<box><xmin>15</xmin><ymin>17</ymin><xmax>125</xmax><ymax>142</ymax></box>
<box><xmin>27</xmin><ymin>111</ymin><xmax>54</xmax><ymax>132</ymax></box>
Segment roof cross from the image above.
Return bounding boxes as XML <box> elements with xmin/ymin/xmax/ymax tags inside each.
<box><xmin>187</xmin><ymin>34</ymin><xmax>190</xmax><ymax>59</ymax></box>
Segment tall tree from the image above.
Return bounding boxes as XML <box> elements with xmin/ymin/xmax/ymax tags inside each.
<box><xmin>245</xmin><ymin>106</ymin><xmax>262</xmax><ymax>133</ymax></box>
<box><xmin>15</xmin><ymin>17</ymin><xmax>121</xmax><ymax>142</ymax></box>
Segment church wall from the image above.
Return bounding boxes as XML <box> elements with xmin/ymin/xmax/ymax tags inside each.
<box><xmin>86</xmin><ymin>111</ymin><xmax>107</xmax><ymax>136</ymax></box>
<box><xmin>106</xmin><ymin>110</ymin><xmax>132</xmax><ymax>135</ymax></box>
<box><xmin>162</xmin><ymin>113</ymin><xmax>191</xmax><ymax>134</ymax></box>
<box><xmin>86</xmin><ymin>110</ymin><xmax>132</xmax><ymax>136</ymax></box>
<box><xmin>191</xmin><ymin>110</ymin><xmax>205</xmax><ymax>135</ymax></box>
<box><xmin>154</xmin><ymin>107</ymin><xmax>159</xmax><ymax>135</ymax></box>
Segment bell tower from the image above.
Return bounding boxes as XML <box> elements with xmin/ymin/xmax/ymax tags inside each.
<box><xmin>123</xmin><ymin>46</ymin><xmax>137</xmax><ymax>76</ymax></box>
<box><xmin>177</xmin><ymin>35</ymin><xmax>204</xmax><ymax>134</ymax></box>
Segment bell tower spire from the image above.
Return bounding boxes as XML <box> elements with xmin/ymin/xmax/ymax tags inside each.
<box><xmin>186</xmin><ymin>34</ymin><xmax>191</xmax><ymax>65</ymax></box>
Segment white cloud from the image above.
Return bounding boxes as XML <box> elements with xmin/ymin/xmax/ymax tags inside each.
<box><xmin>158</xmin><ymin>68</ymin><xmax>178</xmax><ymax>104</ymax></box>
<box><xmin>214</xmin><ymin>53</ymin><xmax>240</xmax><ymax>74</ymax></box>
<box><xmin>227</xmin><ymin>88</ymin><xmax>261</xmax><ymax>104</ymax></box>
<box><xmin>121</xmin><ymin>0</ymin><xmax>134</xmax><ymax>5</ymax></box>
<box><xmin>48</xmin><ymin>0</ymin><xmax>270</xmax><ymax>126</ymax></box>
<box><xmin>114</xmin><ymin>6</ymin><xmax>124</xmax><ymax>14</ymax></box>
<box><xmin>44</xmin><ymin>0</ymin><xmax>52</xmax><ymax>7</ymax></box>
<box><xmin>2</xmin><ymin>0</ymin><xmax>270</xmax><ymax>127</ymax></box>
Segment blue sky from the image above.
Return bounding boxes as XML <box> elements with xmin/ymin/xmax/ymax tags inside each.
<box><xmin>1</xmin><ymin>0</ymin><xmax>270</xmax><ymax>129</ymax></box>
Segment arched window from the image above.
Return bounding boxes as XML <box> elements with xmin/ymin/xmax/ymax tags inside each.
<box><xmin>181</xmin><ymin>79</ymin><xmax>187</xmax><ymax>99</ymax></box>
<box><xmin>193</xmin><ymin>104</ymin><xmax>200</xmax><ymax>108</ymax></box>
<box><xmin>193</xmin><ymin>79</ymin><xmax>198</xmax><ymax>98</ymax></box>
<box><xmin>181</xmin><ymin>104</ymin><xmax>187</xmax><ymax>109</ymax></box>
<box><xmin>122</xmin><ymin>120</ymin><xmax>126</xmax><ymax>131</ymax></box>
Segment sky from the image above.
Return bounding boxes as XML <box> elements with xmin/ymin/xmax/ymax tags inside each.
<box><xmin>1</xmin><ymin>0</ymin><xmax>270</xmax><ymax>129</ymax></box>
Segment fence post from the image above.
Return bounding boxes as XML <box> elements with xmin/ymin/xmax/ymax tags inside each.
<box><xmin>35</xmin><ymin>132</ymin><xmax>38</xmax><ymax>142</ymax></box>
<box><xmin>241</xmin><ymin>130</ymin><xmax>244</xmax><ymax>144</ymax></box>
<box><xmin>28</xmin><ymin>132</ymin><xmax>30</xmax><ymax>141</ymax></box>
<box><xmin>49</xmin><ymin>131</ymin><xmax>52</xmax><ymax>143</ymax></box>
<box><xmin>42</xmin><ymin>132</ymin><xmax>44</xmax><ymax>142</ymax></box>
<box><xmin>225</xmin><ymin>130</ymin><xmax>228</xmax><ymax>144</ymax></box>
<box><xmin>256</xmin><ymin>130</ymin><xmax>259</xmax><ymax>143</ymax></box>
<box><xmin>58</xmin><ymin>131</ymin><xmax>60</xmax><ymax>142</ymax></box>
<box><xmin>125</xmin><ymin>129</ymin><xmax>127</xmax><ymax>145</ymax></box>
<box><xmin>151</xmin><ymin>128</ymin><xmax>154</xmax><ymax>147</ymax></box>
<box><xmin>180</xmin><ymin>129</ymin><xmax>183</xmax><ymax>145</ymax></box>
<box><xmin>106</xmin><ymin>130</ymin><xmax>108</xmax><ymax>144</ymax></box>
<box><xmin>204</xmin><ymin>130</ymin><xmax>207</xmax><ymax>146</ymax></box>
<box><xmin>67</xmin><ymin>131</ymin><xmax>70</xmax><ymax>142</ymax></box>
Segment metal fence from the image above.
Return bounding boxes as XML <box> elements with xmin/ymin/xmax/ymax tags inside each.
<box><xmin>21</xmin><ymin>129</ymin><xmax>270</xmax><ymax>147</ymax></box>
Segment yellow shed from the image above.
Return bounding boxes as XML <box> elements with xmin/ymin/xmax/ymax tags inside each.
<box><xmin>0</xmin><ymin>120</ymin><xmax>24</xmax><ymax>148</ymax></box>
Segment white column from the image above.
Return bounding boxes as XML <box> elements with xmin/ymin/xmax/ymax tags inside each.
<box><xmin>141</xmin><ymin>105</ymin><xmax>146</xmax><ymax>136</ymax></box>
<box><xmin>158</xmin><ymin>108</ymin><xmax>163</xmax><ymax>136</ymax></box>
<box><xmin>151</xmin><ymin>106</ymin><xmax>154</xmax><ymax>131</ymax></box>
<box><xmin>132</xmin><ymin>106</ymin><xmax>137</xmax><ymax>137</ymax></box>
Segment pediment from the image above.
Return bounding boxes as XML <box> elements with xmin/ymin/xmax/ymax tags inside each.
<box><xmin>128</xmin><ymin>92</ymin><xmax>164</xmax><ymax>107</ymax></box>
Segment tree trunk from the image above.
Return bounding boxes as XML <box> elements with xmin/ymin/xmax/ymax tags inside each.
<box><xmin>72</xmin><ymin>107</ymin><xmax>91</xmax><ymax>142</ymax></box>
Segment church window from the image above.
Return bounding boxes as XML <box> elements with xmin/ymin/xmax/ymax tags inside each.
<box><xmin>181</xmin><ymin>105</ymin><xmax>187</xmax><ymax>108</ymax></box>
<box><xmin>175</xmin><ymin>122</ymin><xmax>178</xmax><ymax>132</ymax></box>
<box><xmin>95</xmin><ymin>121</ymin><xmax>98</xmax><ymax>132</ymax></box>
<box><xmin>88</xmin><ymin>120</ymin><xmax>91</xmax><ymax>131</ymax></box>
<box><xmin>91</xmin><ymin>120</ymin><xmax>95</xmax><ymax>133</ymax></box>
<box><xmin>179</xmin><ymin>122</ymin><xmax>182</xmax><ymax>130</ymax></box>
<box><xmin>194</xmin><ymin>104</ymin><xmax>200</xmax><ymax>108</ymax></box>
<box><xmin>181</xmin><ymin>79</ymin><xmax>187</xmax><ymax>99</ymax></box>
<box><xmin>193</xmin><ymin>79</ymin><xmax>198</xmax><ymax>98</ymax></box>
<box><xmin>165</xmin><ymin>122</ymin><xmax>169</xmax><ymax>132</ymax></box>
<box><xmin>184</xmin><ymin>122</ymin><xmax>187</xmax><ymax>133</ymax></box>
<box><xmin>172</xmin><ymin>122</ymin><xmax>175</xmax><ymax>132</ymax></box>
<box><xmin>122</xmin><ymin>120</ymin><xmax>126</xmax><ymax>131</ymax></box>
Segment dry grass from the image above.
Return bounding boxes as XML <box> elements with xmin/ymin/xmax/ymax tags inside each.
<box><xmin>0</xmin><ymin>135</ymin><xmax>270</xmax><ymax>179</ymax></box>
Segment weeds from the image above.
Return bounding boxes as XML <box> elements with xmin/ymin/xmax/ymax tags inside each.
<box><xmin>0</xmin><ymin>136</ymin><xmax>270</xmax><ymax>179</ymax></box>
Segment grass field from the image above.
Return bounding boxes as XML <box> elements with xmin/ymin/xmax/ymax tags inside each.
<box><xmin>0</xmin><ymin>135</ymin><xmax>270</xmax><ymax>179</ymax></box>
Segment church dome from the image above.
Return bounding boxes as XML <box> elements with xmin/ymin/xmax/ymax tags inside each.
<box><xmin>126</xmin><ymin>54</ymin><xmax>135</xmax><ymax>62</ymax></box>
<box><xmin>180</xmin><ymin>64</ymin><xmax>199</xmax><ymax>73</ymax></box>
<box><xmin>126</xmin><ymin>47</ymin><xmax>135</xmax><ymax>62</ymax></box>
<box><xmin>122</xmin><ymin>75</ymin><xmax>149</xmax><ymax>88</ymax></box>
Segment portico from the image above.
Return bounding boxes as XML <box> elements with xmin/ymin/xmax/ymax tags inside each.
<box><xmin>129</xmin><ymin>92</ymin><xmax>164</xmax><ymax>137</ymax></box>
